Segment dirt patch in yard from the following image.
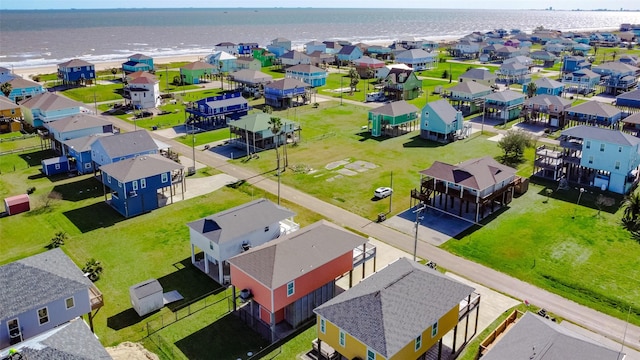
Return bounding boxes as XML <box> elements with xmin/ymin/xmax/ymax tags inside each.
<box><xmin>106</xmin><ymin>342</ymin><xmax>159</xmax><ymax>360</ymax></box>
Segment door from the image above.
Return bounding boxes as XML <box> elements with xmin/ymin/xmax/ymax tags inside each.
<box><xmin>8</xmin><ymin>318</ymin><xmax>22</xmax><ymax>344</ymax></box>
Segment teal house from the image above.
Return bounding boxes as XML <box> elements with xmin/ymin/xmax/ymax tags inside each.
<box><xmin>285</xmin><ymin>64</ymin><xmax>327</xmax><ymax>87</ymax></box>
<box><xmin>367</xmin><ymin>100</ymin><xmax>419</xmax><ymax>137</ymax></box>
<box><xmin>523</xmin><ymin>77</ymin><xmax>564</xmax><ymax>96</ymax></box>
<box><xmin>122</xmin><ymin>54</ymin><xmax>154</xmax><ymax>74</ymax></box>
<box><xmin>0</xmin><ymin>77</ymin><xmax>45</xmax><ymax>103</ymax></box>
<box><xmin>420</xmin><ymin>99</ymin><xmax>464</xmax><ymax>143</ymax></box>
<box><xmin>448</xmin><ymin>81</ymin><xmax>492</xmax><ymax>115</ymax></box>
<box><xmin>484</xmin><ymin>90</ymin><xmax>525</xmax><ymax>122</ymax></box>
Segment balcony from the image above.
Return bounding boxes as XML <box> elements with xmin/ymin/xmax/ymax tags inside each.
<box><xmin>353</xmin><ymin>242</ymin><xmax>376</xmax><ymax>268</ymax></box>
<box><xmin>89</xmin><ymin>285</ymin><xmax>104</xmax><ymax>310</ymax></box>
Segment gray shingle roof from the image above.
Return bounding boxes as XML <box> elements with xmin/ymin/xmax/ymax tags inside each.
<box><xmin>460</xmin><ymin>68</ymin><xmax>498</xmax><ymax>81</ymax></box>
<box><xmin>567</xmin><ymin>101</ymin><xmax>621</xmax><ymax>118</ymax></box>
<box><xmin>3</xmin><ymin>318</ymin><xmax>112</xmax><ymax>360</ymax></box>
<box><xmin>64</xmin><ymin>133</ymin><xmax>112</xmax><ymax>153</ymax></box>
<box><xmin>481</xmin><ymin>312</ymin><xmax>622</xmax><ymax>360</ymax></box>
<box><xmin>561</xmin><ymin>125</ymin><xmax>640</xmax><ymax>147</ymax></box>
<box><xmin>265</xmin><ymin>78</ymin><xmax>308</xmax><ymax>91</ymax></box>
<box><xmin>525</xmin><ymin>95</ymin><xmax>572</xmax><ymax>108</ymax></box>
<box><xmin>286</xmin><ymin>64</ymin><xmax>326</xmax><ymax>74</ymax></box>
<box><xmin>187</xmin><ymin>199</ymin><xmax>295</xmax><ymax>245</ymax></box>
<box><xmin>19</xmin><ymin>92</ymin><xmax>82</xmax><ymax>112</ymax></box>
<box><xmin>230</xmin><ymin>69</ymin><xmax>273</xmax><ymax>84</ymax></box>
<box><xmin>396</xmin><ymin>48</ymin><xmax>433</xmax><ymax>60</ymax></box>
<box><xmin>4</xmin><ymin>76</ymin><xmax>42</xmax><ymax>89</ymax></box>
<box><xmin>0</xmin><ymin>95</ymin><xmax>19</xmax><ymax>110</ymax></box>
<box><xmin>93</xmin><ymin>129</ymin><xmax>157</xmax><ymax>159</ymax></box>
<box><xmin>314</xmin><ymin>258</ymin><xmax>474</xmax><ymax>358</ymax></box>
<box><xmin>0</xmin><ymin>248</ymin><xmax>94</xmax><ymax>320</ymax></box>
<box><xmin>58</xmin><ymin>58</ymin><xmax>93</xmax><ymax>68</ymax></box>
<box><xmin>227</xmin><ymin>220</ymin><xmax>367</xmax><ymax>289</ymax></box>
<box><xmin>593</xmin><ymin>62</ymin><xmax>638</xmax><ymax>73</ymax></box>
<box><xmin>129</xmin><ymin>53</ymin><xmax>151</xmax><ymax>60</ymax></box>
<box><xmin>534</xmin><ymin>77</ymin><xmax>564</xmax><ymax>89</ymax></box>
<box><xmin>419</xmin><ymin>156</ymin><xmax>516</xmax><ymax>191</ymax></box>
<box><xmin>369</xmin><ymin>100</ymin><xmax>419</xmax><ymax>117</ymax></box>
<box><xmin>99</xmin><ymin>154</ymin><xmax>183</xmax><ymax>183</ymax></box>
<box><xmin>426</xmin><ymin>99</ymin><xmax>459</xmax><ymax>124</ymax></box>
<box><xmin>622</xmin><ymin>112</ymin><xmax>640</xmax><ymax>125</ymax></box>
<box><xmin>45</xmin><ymin>113</ymin><xmax>111</xmax><ymax>133</ymax></box>
<box><xmin>229</xmin><ymin>113</ymin><xmax>295</xmax><ymax>132</ymax></box>
<box><xmin>448</xmin><ymin>81</ymin><xmax>492</xmax><ymax>94</ymax></box>
<box><xmin>281</xmin><ymin>50</ymin><xmax>310</xmax><ymax>61</ymax></box>
<box><xmin>485</xmin><ymin>89</ymin><xmax>525</xmax><ymax>102</ymax></box>
<box><xmin>617</xmin><ymin>88</ymin><xmax>640</xmax><ymax>102</ymax></box>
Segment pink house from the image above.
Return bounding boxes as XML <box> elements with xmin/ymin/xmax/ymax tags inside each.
<box><xmin>228</xmin><ymin>220</ymin><xmax>373</xmax><ymax>341</ymax></box>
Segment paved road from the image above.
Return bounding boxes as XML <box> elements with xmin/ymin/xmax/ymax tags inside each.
<box><xmin>106</xmin><ymin>116</ymin><xmax>640</xmax><ymax>354</ymax></box>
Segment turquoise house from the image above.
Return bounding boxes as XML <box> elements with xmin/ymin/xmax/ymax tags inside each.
<box><xmin>367</xmin><ymin>100</ymin><xmax>419</xmax><ymax>137</ymax></box>
<box><xmin>420</xmin><ymin>99</ymin><xmax>464</xmax><ymax>143</ymax></box>
<box><xmin>285</xmin><ymin>64</ymin><xmax>327</xmax><ymax>87</ymax></box>
<box><xmin>1</xmin><ymin>77</ymin><xmax>45</xmax><ymax>103</ymax></box>
<box><xmin>205</xmin><ymin>51</ymin><xmax>237</xmax><ymax>73</ymax></box>
<box><xmin>122</xmin><ymin>54</ymin><xmax>154</xmax><ymax>74</ymax></box>
<box><xmin>20</xmin><ymin>92</ymin><xmax>82</xmax><ymax>128</ymax></box>
<box><xmin>484</xmin><ymin>90</ymin><xmax>525</xmax><ymax>122</ymax></box>
<box><xmin>560</xmin><ymin>125</ymin><xmax>640</xmax><ymax>194</ymax></box>
<box><xmin>523</xmin><ymin>77</ymin><xmax>564</xmax><ymax>96</ymax></box>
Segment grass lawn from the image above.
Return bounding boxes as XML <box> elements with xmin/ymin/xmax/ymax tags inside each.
<box><xmin>442</xmin><ymin>181</ymin><xmax>640</xmax><ymax>326</ymax></box>
<box><xmin>0</xmin><ymin>144</ymin><xmax>325</xmax><ymax>358</ymax></box>
<box><xmin>61</xmin><ymin>83</ymin><xmax>125</xmax><ymax>103</ymax></box>
<box><xmin>175</xmin><ymin>127</ymin><xmax>230</xmax><ymax>147</ymax></box>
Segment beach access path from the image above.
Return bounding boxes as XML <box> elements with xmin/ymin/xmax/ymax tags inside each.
<box><xmin>100</xmin><ymin>111</ymin><xmax>640</xmax><ymax>354</ymax></box>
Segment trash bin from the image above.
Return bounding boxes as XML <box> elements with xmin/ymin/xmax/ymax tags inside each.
<box><xmin>377</xmin><ymin>213</ymin><xmax>386</xmax><ymax>222</ymax></box>
<box><xmin>152</xmin><ymin>126</ymin><xmax>158</xmax><ymax>130</ymax></box>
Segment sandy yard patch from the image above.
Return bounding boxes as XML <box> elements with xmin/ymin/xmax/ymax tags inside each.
<box><xmin>325</xmin><ymin>159</ymin><xmax>350</xmax><ymax>170</ymax></box>
<box><xmin>337</xmin><ymin>168</ymin><xmax>358</xmax><ymax>176</ymax></box>
<box><xmin>487</xmin><ymin>133</ymin><xmax>504</xmax><ymax>142</ymax></box>
<box><xmin>106</xmin><ymin>342</ymin><xmax>159</xmax><ymax>360</ymax></box>
<box><xmin>345</xmin><ymin>160</ymin><xmax>377</xmax><ymax>172</ymax></box>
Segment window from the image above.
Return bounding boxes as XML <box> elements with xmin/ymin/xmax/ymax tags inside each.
<box><xmin>615</xmin><ymin>161</ymin><xmax>621</xmax><ymax>170</ymax></box>
<box><xmin>132</xmin><ymin>181</ymin><xmax>138</xmax><ymax>190</ymax></box>
<box><xmin>140</xmin><ymin>178</ymin><xmax>146</xmax><ymax>188</ymax></box>
<box><xmin>65</xmin><ymin>297</ymin><xmax>75</xmax><ymax>309</ymax></box>
<box><xmin>85</xmin><ymin>163</ymin><xmax>92</xmax><ymax>169</ymax></box>
<box><xmin>586</xmin><ymin>141</ymin><xmax>591</xmax><ymax>149</ymax></box>
<box><xmin>431</xmin><ymin>321</ymin><xmax>438</xmax><ymax>338</ymax></box>
<box><xmin>339</xmin><ymin>330</ymin><xmax>346</xmax><ymax>347</ymax></box>
<box><xmin>54</xmin><ymin>163</ymin><xmax>60</xmax><ymax>170</ymax></box>
<box><xmin>264</xmin><ymin>226</ymin><xmax>270</xmax><ymax>232</ymax></box>
<box><xmin>367</xmin><ymin>349</ymin><xmax>375</xmax><ymax>360</ymax></box>
<box><xmin>415</xmin><ymin>334</ymin><xmax>422</xmax><ymax>351</ymax></box>
<box><xmin>38</xmin><ymin>307</ymin><xmax>49</xmax><ymax>325</ymax></box>
<box><xmin>588</xmin><ymin>156</ymin><xmax>594</xmax><ymax>164</ymax></box>
<box><xmin>287</xmin><ymin>280</ymin><xmax>295</xmax><ymax>297</ymax></box>
<box><xmin>107</xmin><ymin>175</ymin><xmax>111</xmax><ymax>183</ymax></box>
<box><xmin>619</xmin><ymin>146</ymin><xmax>623</xmax><ymax>153</ymax></box>
<box><xmin>600</xmin><ymin>144</ymin><xmax>605</xmax><ymax>152</ymax></box>
<box><xmin>118</xmin><ymin>181</ymin><xmax>122</xmax><ymax>188</ymax></box>
<box><xmin>161</xmin><ymin>173</ymin><xmax>168</xmax><ymax>183</ymax></box>
<box><xmin>320</xmin><ymin>318</ymin><xmax>326</xmax><ymax>334</ymax></box>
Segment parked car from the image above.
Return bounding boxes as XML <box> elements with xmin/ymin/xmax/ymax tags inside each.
<box><xmin>374</xmin><ymin>187</ymin><xmax>393</xmax><ymax>199</ymax></box>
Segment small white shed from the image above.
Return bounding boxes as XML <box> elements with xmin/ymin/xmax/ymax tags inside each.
<box><xmin>129</xmin><ymin>279</ymin><xmax>164</xmax><ymax>316</ymax></box>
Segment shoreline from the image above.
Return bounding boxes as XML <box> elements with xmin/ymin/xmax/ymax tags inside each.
<box><xmin>8</xmin><ymin>25</ymin><xmax>624</xmax><ymax>80</ymax></box>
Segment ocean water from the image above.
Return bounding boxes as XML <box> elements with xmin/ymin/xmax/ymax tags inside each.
<box><xmin>1</xmin><ymin>8</ymin><xmax>640</xmax><ymax>69</ymax></box>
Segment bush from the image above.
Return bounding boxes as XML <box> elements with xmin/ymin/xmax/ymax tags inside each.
<box><xmin>26</xmin><ymin>187</ymin><xmax>36</xmax><ymax>195</ymax></box>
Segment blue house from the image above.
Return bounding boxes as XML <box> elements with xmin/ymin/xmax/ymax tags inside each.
<box><xmin>366</xmin><ymin>45</ymin><xmax>392</xmax><ymax>59</ymax></box>
<box><xmin>57</xmin><ymin>59</ymin><xmax>95</xmax><ymax>86</ymax></box>
<box><xmin>186</xmin><ymin>92</ymin><xmax>249</xmax><ymax>128</ymax></box>
<box><xmin>592</xmin><ymin>62</ymin><xmax>639</xmax><ymax>95</ymax></box>
<box><xmin>41</xmin><ymin>156</ymin><xmax>70</xmax><ymax>176</ymax></box>
<box><xmin>617</xmin><ymin>89</ymin><xmax>640</xmax><ymax>110</ymax></box>
<box><xmin>100</xmin><ymin>154</ymin><xmax>184</xmax><ymax>218</ymax></box>
<box><xmin>565</xmin><ymin>101</ymin><xmax>623</xmax><ymax>127</ymax></box>
<box><xmin>0</xmin><ymin>248</ymin><xmax>103</xmax><ymax>350</ymax></box>
<box><xmin>395</xmin><ymin>49</ymin><xmax>438</xmax><ymax>71</ymax></box>
<box><xmin>238</xmin><ymin>42</ymin><xmax>259</xmax><ymax>55</ymax></box>
<box><xmin>562</xmin><ymin>69</ymin><xmax>600</xmax><ymax>94</ymax></box>
<box><xmin>0</xmin><ymin>77</ymin><xmax>45</xmax><ymax>103</ymax></box>
<box><xmin>562</xmin><ymin>55</ymin><xmax>591</xmax><ymax>74</ymax></box>
<box><xmin>45</xmin><ymin>113</ymin><xmax>113</xmax><ymax>155</ymax></box>
<box><xmin>420</xmin><ymin>99</ymin><xmax>464</xmax><ymax>142</ymax></box>
<box><xmin>90</xmin><ymin>129</ymin><xmax>158</xmax><ymax>169</ymax></box>
<box><xmin>285</xmin><ymin>64</ymin><xmax>328</xmax><ymax>87</ymax></box>
<box><xmin>523</xmin><ymin>77</ymin><xmax>565</xmax><ymax>96</ymax></box>
<box><xmin>267</xmin><ymin>38</ymin><xmax>292</xmax><ymax>57</ymax></box>
<box><xmin>205</xmin><ymin>51</ymin><xmax>237</xmax><ymax>73</ymax></box>
<box><xmin>336</xmin><ymin>45</ymin><xmax>363</xmax><ymax>63</ymax></box>
<box><xmin>484</xmin><ymin>90</ymin><xmax>525</xmax><ymax>122</ymax></box>
<box><xmin>305</xmin><ymin>41</ymin><xmax>326</xmax><ymax>55</ymax></box>
<box><xmin>122</xmin><ymin>53</ymin><xmax>154</xmax><ymax>74</ymax></box>
<box><xmin>19</xmin><ymin>92</ymin><xmax>82</xmax><ymax>128</ymax></box>
<box><xmin>64</xmin><ymin>133</ymin><xmax>113</xmax><ymax>174</ymax></box>
<box><xmin>560</xmin><ymin>125</ymin><xmax>640</xmax><ymax>194</ymax></box>
<box><xmin>265</xmin><ymin>78</ymin><xmax>309</xmax><ymax>109</ymax></box>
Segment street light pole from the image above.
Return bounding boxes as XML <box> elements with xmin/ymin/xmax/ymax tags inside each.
<box><xmin>573</xmin><ymin>187</ymin><xmax>585</xmax><ymax>219</ymax></box>
<box><xmin>413</xmin><ymin>202</ymin><xmax>426</xmax><ymax>261</ymax></box>
<box><xmin>481</xmin><ymin>100</ymin><xmax>486</xmax><ymax>134</ymax></box>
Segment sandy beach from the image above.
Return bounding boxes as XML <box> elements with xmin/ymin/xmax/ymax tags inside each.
<box><xmin>12</xmin><ymin>53</ymin><xmax>210</xmax><ymax>79</ymax></box>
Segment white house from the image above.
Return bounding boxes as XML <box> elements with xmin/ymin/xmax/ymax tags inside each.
<box><xmin>125</xmin><ymin>76</ymin><xmax>161</xmax><ymax>109</ymax></box>
<box><xmin>187</xmin><ymin>199</ymin><xmax>299</xmax><ymax>284</ymax></box>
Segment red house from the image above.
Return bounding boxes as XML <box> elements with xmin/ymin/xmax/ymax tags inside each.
<box><xmin>4</xmin><ymin>194</ymin><xmax>30</xmax><ymax>215</ymax></box>
<box><xmin>228</xmin><ymin>220</ymin><xmax>372</xmax><ymax>342</ymax></box>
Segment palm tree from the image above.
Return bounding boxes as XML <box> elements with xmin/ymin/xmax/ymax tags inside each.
<box><xmin>526</xmin><ymin>82</ymin><xmax>537</xmax><ymax>99</ymax></box>
<box><xmin>1</xmin><ymin>82</ymin><xmax>12</xmax><ymax>98</ymax></box>
<box><xmin>622</xmin><ymin>192</ymin><xmax>640</xmax><ymax>233</ymax></box>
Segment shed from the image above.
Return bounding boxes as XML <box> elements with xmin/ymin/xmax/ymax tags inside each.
<box><xmin>41</xmin><ymin>156</ymin><xmax>70</xmax><ymax>176</ymax></box>
<box><xmin>129</xmin><ymin>279</ymin><xmax>164</xmax><ymax>316</ymax></box>
<box><xmin>4</xmin><ymin>194</ymin><xmax>30</xmax><ymax>215</ymax></box>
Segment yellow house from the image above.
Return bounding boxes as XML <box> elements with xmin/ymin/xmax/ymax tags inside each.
<box><xmin>0</xmin><ymin>95</ymin><xmax>22</xmax><ymax>133</ymax></box>
<box><xmin>313</xmin><ymin>258</ymin><xmax>478</xmax><ymax>360</ymax></box>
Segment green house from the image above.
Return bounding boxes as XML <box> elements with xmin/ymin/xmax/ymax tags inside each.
<box><xmin>383</xmin><ymin>68</ymin><xmax>423</xmax><ymax>101</ymax></box>
<box><xmin>180</xmin><ymin>61</ymin><xmax>216</xmax><ymax>85</ymax></box>
<box><xmin>253</xmin><ymin>48</ymin><xmax>276</xmax><ymax>67</ymax></box>
<box><xmin>368</xmin><ymin>100</ymin><xmax>419</xmax><ymax>137</ymax></box>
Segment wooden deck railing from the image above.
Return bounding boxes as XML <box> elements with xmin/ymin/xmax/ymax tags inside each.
<box><xmin>478</xmin><ymin>310</ymin><xmax>522</xmax><ymax>356</ymax></box>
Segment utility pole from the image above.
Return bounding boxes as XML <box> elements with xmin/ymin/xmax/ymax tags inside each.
<box><xmin>388</xmin><ymin>171</ymin><xmax>393</xmax><ymax>214</ymax></box>
<box><xmin>413</xmin><ymin>202</ymin><xmax>426</xmax><ymax>261</ymax></box>
<box><xmin>340</xmin><ymin>70</ymin><xmax>344</xmax><ymax>106</ymax></box>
